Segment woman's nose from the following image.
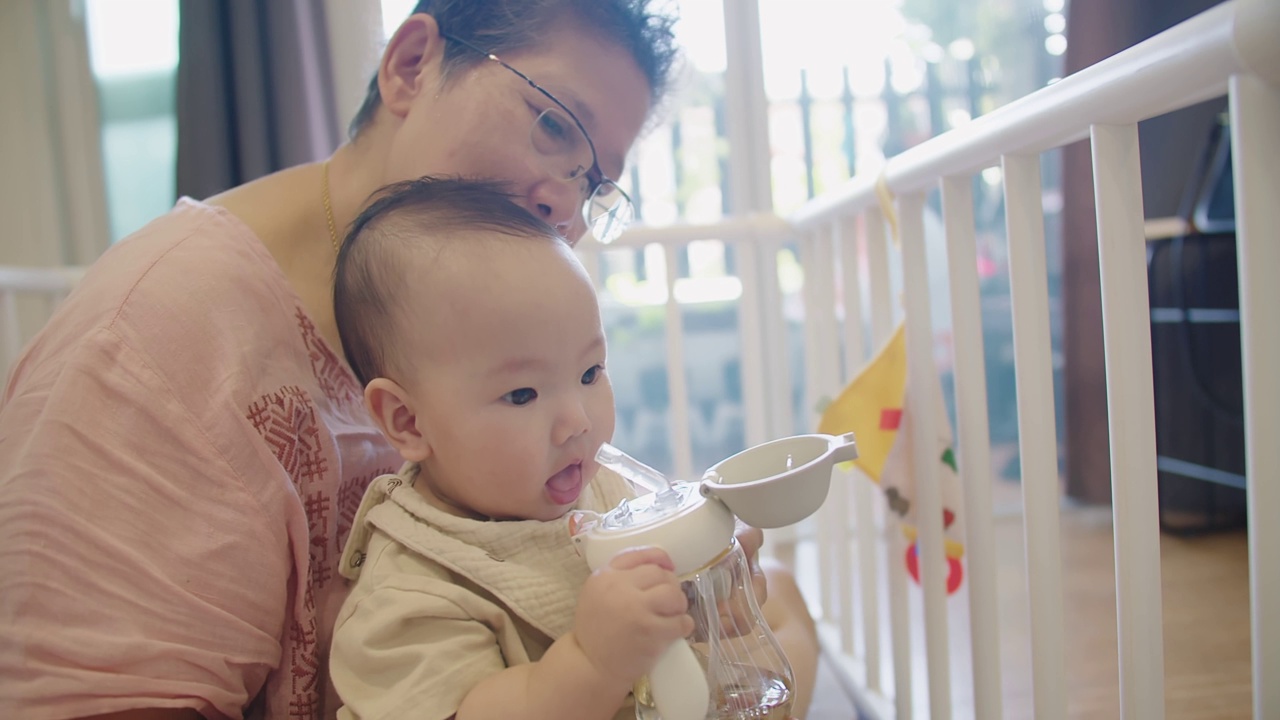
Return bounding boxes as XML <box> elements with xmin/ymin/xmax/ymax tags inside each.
<box><xmin>527</xmin><ymin>178</ymin><xmax>586</xmax><ymax>241</ymax></box>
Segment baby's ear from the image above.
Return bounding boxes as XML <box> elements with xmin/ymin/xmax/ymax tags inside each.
<box><xmin>365</xmin><ymin>378</ymin><xmax>430</xmax><ymax>463</ymax></box>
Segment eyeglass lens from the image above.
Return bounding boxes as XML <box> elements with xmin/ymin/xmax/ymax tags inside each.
<box><xmin>528</xmin><ymin>107</ymin><xmax>633</xmax><ymax>242</ymax></box>
<box><xmin>530</xmin><ymin>108</ymin><xmax>591</xmax><ymax>182</ymax></box>
<box><xmin>587</xmin><ymin>183</ymin><xmax>631</xmax><ymax>243</ymax></box>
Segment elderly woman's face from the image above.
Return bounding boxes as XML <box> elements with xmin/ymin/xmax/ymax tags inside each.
<box><xmin>385</xmin><ymin>21</ymin><xmax>653</xmax><ymax>243</ymax></box>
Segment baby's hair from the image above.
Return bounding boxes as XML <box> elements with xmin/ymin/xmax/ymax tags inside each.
<box><xmin>333</xmin><ymin>177</ymin><xmax>562</xmax><ymax>386</ymax></box>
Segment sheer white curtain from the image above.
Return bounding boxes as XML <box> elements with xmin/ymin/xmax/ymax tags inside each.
<box><xmin>0</xmin><ymin>1</ymin><xmax>108</xmax><ymax>364</ymax></box>
<box><xmin>0</xmin><ymin>0</ymin><xmax>110</xmax><ymax>268</ymax></box>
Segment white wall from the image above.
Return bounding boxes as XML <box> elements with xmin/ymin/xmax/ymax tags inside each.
<box><xmin>324</xmin><ymin>0</ymin><xmax>386</xmax><ymax>135</ymax></box>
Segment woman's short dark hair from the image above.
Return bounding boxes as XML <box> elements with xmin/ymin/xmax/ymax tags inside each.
<box><xmin>347</xmin><ymin>0</ymin><xmax>678</xmax><ymax>138</ymax></box>
<box><xmin>333</xmin><ymin>177</ymin><xmax>561</xmax><ymax>386</ymax></box>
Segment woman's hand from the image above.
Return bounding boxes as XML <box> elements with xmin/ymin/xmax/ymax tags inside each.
<box><xmin>733</xmin><ymin>519</ymin><xmax>767</xmax><ymax>607</ymax></box>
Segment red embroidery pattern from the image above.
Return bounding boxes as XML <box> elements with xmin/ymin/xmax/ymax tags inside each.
<box><xmin>336</xmin><ymin>470</ymin><xmax>390</xmax><ymax>551</ymax></box>
<box><xmin>306</xmin><ymin>492</ymin><xmax>332</xmax><ymax>597</ymax></box>
<box><xmin>247</xmin><ymin>386</ymin><xmax>328</xmax><ymax>488</ymax></box>
<box><xmin>287</xmin><ymin>617</ymin><xmax>321</xmax><ymax>719</ymax></box>
<box><xmin>246</xmin><ymin>386</ymin><xmax>332</xmax><ymax>720</ymax></box>
<box><xmin>295</xmin><ymin>307</ymin><xmax>360</xmax><ymax>405</ymax></box>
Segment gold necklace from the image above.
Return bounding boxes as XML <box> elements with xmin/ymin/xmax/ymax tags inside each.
<box><xmin>322</xmin><ymin>159</ymin><xmax>340</xmax><ymax>256</ymax></box>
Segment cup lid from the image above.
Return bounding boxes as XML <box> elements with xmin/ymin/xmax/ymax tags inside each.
<box><xmin>700</xmin><ymin>432</ymin><xmax>857</xmax><ymax>528</ymax></box>
<box><xmin>572</xmin><ymin>483</ymin><xmax>736</xmax><ymax>575</ymax></box>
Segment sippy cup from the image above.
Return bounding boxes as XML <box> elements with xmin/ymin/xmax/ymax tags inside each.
<box><xmin>571</xmin><ymin>433</ymin><xmax>857</xmax><ymax>720</ymax></box>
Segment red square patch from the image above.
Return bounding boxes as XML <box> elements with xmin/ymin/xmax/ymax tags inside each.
<box><xmin>880</xmin><ymin>408</ymin><xmax>903</xmax><ymax>430</ymax></box>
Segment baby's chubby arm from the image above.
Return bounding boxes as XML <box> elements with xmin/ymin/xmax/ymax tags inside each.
<box><xmin>455</xmin><ymin>547</ymin><xmax>694</xmax><ymax>720</ymax></box>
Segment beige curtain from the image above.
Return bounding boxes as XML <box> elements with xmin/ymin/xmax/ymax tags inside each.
<box><xmin>0</xmin><ymin>1</ymin><xmax>109</xmax><ymax>365</ymax></box>
<box><xmin>0</xmin><ymin>0</ymin><xmax>110</xmax><ymax>268</ymax></box>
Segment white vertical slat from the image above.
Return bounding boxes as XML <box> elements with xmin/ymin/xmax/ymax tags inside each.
<box><xmin>760</xmin><ymin>235</ymin><xmax>800</xmax><ymax>565</ymax></box>
<box><xmin>1090</xmin><ymin>123</ymin><xmax>1167</xmax><ymax>720</ymax></box>
<box><xmin>800</xmin><ymin>232</ymin><xmax>833</xmax><ymax>617</ymax></box>
<box><xmin>721</xmin><ymin>0</ymin><xmax>771</xmax><ymax>451</ymax></box>
<box><xmin>865</xmin><ymin>208</ymin><xmax>894</xmax><ymax>343</ymax></box>
<box><xmin>809</xmin><ymin>227</ymin><xmax>841</xmax><ymax>413</ymax></box>
<box><xmin>799</xmin><ymin>233</ymin><xmax>822</xmax><ymax>428</ymax></box>
<box><xmin>1001</xmin><ymin>152</ymin><xmax>1068</xmax><ymax>720</ymax></box>
<box><xmin>940</xmin><ymin>175</ymin><xmax>1004</xmax><ymax>720</ymax></box>
<box><xmin>736</xmin><ymin>238</ymin><xmax>769</xmax><ymax>449</ymax></box>
<box><xmin>855</xmin><ymin>475</ymin><xmax>882</xmax><ymax>692</ymax></box>
<box><xmin>838</xmin><ymin>214</ymin><xmax>867</xmax><ymax>375</ymax></box>
<box><xmin>662</xmin><ymin>245</ymin><xmax>695</xmax><ymax>481</ymax></box>
<box><xmin>720</xmin><ymin>0</ymin><xmax>774</xmax><ymax>454</ymax></box>
<box><xmin>834</xmin><ymin>215</ymin><xmax>863</xmax><ymax>657</ymax></box>
<box><xmin>865</xmin><ymin>206</ymin><xmax>911</xmax><ymax>718</ymax></box>
<box><xmin>720</xmin><ymin>0</ymin><xmax>772</xmax><ymax>216</ymax></box>
<box><xmin>830</xmin><ymin>465</ymin><xmax>855</xmax><ymax>653</ymax></box>
<box><xmin>798</xmin><ymin>230</ymin><xmax>829</xmax><ymax>617</ymax></box>
<box><xmin>816</xmin><ymin>226</ymin><xmax>847</xmax><ymax>633</ymax></box>
<box><xmin>762</xmin><ymin>238</ymin><xmax>795</xmax><ymax>440</ymax></box>
<box><xmin>1229</xmin><ymin>73</ymin><xmax>1280</xmax><ymax>720</ymax></box>
<box><xmin>887</xmin><ymin>531</ymin><xmax>912</xmax><ymax>719</ymax></box>
<box><xmin>899</xmin><ymin>192</ymin><xmax>952</xmax><ymax>720</ymax></box>
<box><xmin>841</xmin><ymin>214</ymin><xmax>883</xmax><ymax>690</ymax></box>
<box><xmin>2</xmin><ymin>289</ymin><xmax>21</xmax><ymax>371</ymax></box>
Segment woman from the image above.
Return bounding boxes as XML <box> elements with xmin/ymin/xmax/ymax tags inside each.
<box><xmin>0</xmin><ymin>2</ymin><xmax>816</xmax><ymax>719</ymax></box>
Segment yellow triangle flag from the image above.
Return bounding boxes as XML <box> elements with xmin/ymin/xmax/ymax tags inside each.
<box><xmin>831</xmin><ymin>174</ymin><xmax>965</xmax><ymax>593</ymax></box>
<box><xmin>817</xmin><ymin>323</ymin><xmax>906</xmax><ymax>481</ymax></box>
<box><xmin>818</xmin><ymin>319</ymin><xmax>966</xmax><ymax>593</ymax></box>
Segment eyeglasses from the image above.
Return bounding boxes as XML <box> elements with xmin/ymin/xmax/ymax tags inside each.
<box><xmin>438</xmin><ymin>32</ymin><xmax>634</xmax><ymax>244</ymax></box>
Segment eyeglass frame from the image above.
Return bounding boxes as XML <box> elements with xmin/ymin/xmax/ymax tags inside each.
<box><xmin>437</xmin><ymin>31</ymin><xmax>635</xmax><ymax>242</ymax></box>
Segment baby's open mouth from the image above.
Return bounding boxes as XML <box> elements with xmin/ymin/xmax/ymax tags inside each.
<box><xmin>546</xmin><ymin>462</ymin><xmax>584</xmax><ymax>505</ymax></box>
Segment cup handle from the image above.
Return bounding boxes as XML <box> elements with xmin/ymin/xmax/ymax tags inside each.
<box><xmin>649</xmin><ymin>639</ymin><xmax>710</xmax><ymax>720</ymax></box>
<box><xmin>828</xmin><ymin>432</ymin><xmax>859</xmax><ymax>464</ymax></box>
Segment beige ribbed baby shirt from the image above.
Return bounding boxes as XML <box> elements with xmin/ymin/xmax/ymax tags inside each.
<box><xmin>330</xmin><ymin>463</ymin><xmax>634</xmax><ymax>720</ymax></box>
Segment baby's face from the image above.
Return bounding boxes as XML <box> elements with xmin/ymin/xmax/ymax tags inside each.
<box><xmin>402</xmin><ymin>238</ymin><xmax>615</xmax><ymax>521</ymax></box>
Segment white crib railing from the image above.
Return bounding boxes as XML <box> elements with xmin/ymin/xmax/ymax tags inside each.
<box><xmin>577</xmin><ymin>1</ymin><xmax>1278</xmax><ymax>718</ymax></box>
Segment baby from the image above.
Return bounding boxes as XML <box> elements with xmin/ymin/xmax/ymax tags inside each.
<box><xmin>329</xmin><ymin>177</ymin><xmax>693</xmax><ymax>720</ymax></box>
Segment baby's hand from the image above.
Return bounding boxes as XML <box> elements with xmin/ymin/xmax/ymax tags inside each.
<box><xmin>573</xmin><ymin>546</ymin><xmax>695</xmax><ymax>682</ymax></box>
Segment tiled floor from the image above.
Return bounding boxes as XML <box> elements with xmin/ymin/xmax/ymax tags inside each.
<box><xmin>790</xmin><ymin>474</ymin><xmax>1252</xmax><ymax>719</ymax></box>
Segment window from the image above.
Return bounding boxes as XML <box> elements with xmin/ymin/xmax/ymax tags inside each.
<box><xmin>380</xmin><ymin>0</ymin><xmax>417</xmax><ymax>40</ymax></box>
<box><xmin>374</xmin><ymin>0</ymin><xmax>1068</xmax><ymax>475</ymax></box>
<box><xmin>84</xmin><ymin>0</ymin><xmax>180</xmax><ymax>243</ymax></box>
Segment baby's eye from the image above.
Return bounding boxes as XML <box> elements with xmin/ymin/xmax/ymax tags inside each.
<box><xmin>503</xmin><ymin>388</ymin><xmax>538</xmax><ymax>406</ymax></box>
<box><xmin>581</xmin><ymin>364</ymin><xmax>604</xmax><ymax>385</ymax></box>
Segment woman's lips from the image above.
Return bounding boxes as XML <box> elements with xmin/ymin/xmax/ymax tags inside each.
<box><xmin>546</xmin><ymin>463</ymin><xmax>584</xmax><ymax>505</ymax></box>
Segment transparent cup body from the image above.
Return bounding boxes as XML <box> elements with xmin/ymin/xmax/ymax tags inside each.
<box><xmin>634</xmin><ymin>541</ymin><xmax>795</xmax><ymax>720</ymax></box>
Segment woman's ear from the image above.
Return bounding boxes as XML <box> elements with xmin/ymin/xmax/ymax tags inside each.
<box><xmin>365</xmin><ymin>378</ymin><xmax>431</xmax><ymax>463</ymax></box>
<box><xmin>377</xmin><ymin>13</ymin><xmax>446</xmax><ymax>120</ymax></box>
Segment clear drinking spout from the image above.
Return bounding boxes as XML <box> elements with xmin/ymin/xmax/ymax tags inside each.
<box><xmin>596</xmin><ymin>442</ymin><xmax>681</xmax><ymax>507</ymax></box>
